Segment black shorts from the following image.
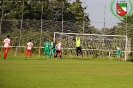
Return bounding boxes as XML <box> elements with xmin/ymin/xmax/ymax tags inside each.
<box><xmin>56</xmin><ymin>50</ymin><xmax>61</xmax><ymax>53</ymax></box>
<box><xmin>76</xmin><ymin>47</ymin><xmax>82</xmax><ymax>53</ymax></box>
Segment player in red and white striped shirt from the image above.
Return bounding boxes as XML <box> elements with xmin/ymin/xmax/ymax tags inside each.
<box><xmin>3</xmin><ymin>35</ymin><xmax>11</xmax><ymax>59</ymax></box>
<box><xmin>25</xmin><ymin>40</ymin><xmax>34</xmax><ymax>58</ymax></box>
<box><xmin>54</xmin><ymin>40</ymin><xmax>62</xmax><ymax>59</ymax></box>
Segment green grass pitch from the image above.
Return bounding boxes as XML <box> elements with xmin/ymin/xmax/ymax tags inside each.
<box><xmin>0</xmin><ymin>55</ymin><xmax>133</xmax><ymax>88</ymax></box>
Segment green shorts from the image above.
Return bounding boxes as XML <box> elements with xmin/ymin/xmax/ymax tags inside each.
<box><xmin>44</xmin><ymin>49</ymin><xmax>50</xmax><ymax>53</ymax></box>
<box><xmin>117</xmin><ymin>50</ymin><xmax>121</xmax><ymax>56</ymax></box>
<box><xmin>50</xmin><ymin>49</ymin><xmax>55</xmax><ymax>53</ymax></box>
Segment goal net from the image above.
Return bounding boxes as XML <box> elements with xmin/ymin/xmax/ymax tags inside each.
<box><xmin>54</xmin><ymin>32</ymin><xmax>131</xmax><ymax>60</ymax></box>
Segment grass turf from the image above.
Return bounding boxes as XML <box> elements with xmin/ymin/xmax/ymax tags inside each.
<box><xmin>0</xmin><ymin>56</ymin><xmax>133</xmax><ymax>88</ymax></box>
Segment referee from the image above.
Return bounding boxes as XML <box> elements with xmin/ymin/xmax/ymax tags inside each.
<box><xmin>76</xmin><ymin>34</ymin><xmax>83</xmax><ymax>57</ymax></box>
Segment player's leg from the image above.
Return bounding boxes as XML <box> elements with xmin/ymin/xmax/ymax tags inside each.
<box><xmin>48</xmin><ymin>49</ymin><xmax>51</xmax><ymax>58</ymax></box>
<box><xmin>116</xmin><ymin>51</ymin><xmax>120</xmax><ymax>60</ymax></box>
<box><xmin>59</xmin><ymin>50</ymin><xmax>62</xmax><ymax>59</ymax></box>
<box><xmin>50</xmin><ymin>49</ymin><xmax>54</xmax><ymax>57</ymax></box>
<box><xmin>43</xmin><ymin>52</ymin><xmax>46</xmax><ymax>59</ymax></box>
<box><xmin>118</xmin><ymin>56</ymin><xmax>121</xmax><ymax>60</ymax></box>
<box><xmin>54</xmin><ymin>50</ymin><xmax>57</xmax><ymax>58</ymax></box>
<box><xmin>79</xmin><ymin>47</ymin><xmax>83</xmax><ymax>57</ymax></box>
<box><xmin>44</xmin><ymin>49</ymin><xmax>47</xmax><ymax>56</ymax></box>
<box><xmin>54</xmin><ymin>50</ymin><xmax>58</xmax><ymax>58</ymax></box>
<box><xmin>52</xmin><ymin>52</ymin><xmax>54</xmax><ymax>57</ymax></box>
<box><xmin>27</xmin><ymin>50</ymin><xmax>30</xmax><ymax>57</ymax></box>
<box><xmin>116</xmin><ymin>55</ymin><xmax>120</xmax><ymax>60</ymax></box>
<box><xmin>4</xmin><ymin>48</ymin><xmax>6</xmax><ymax>59</ymax></box>
<box><xmin>117</xmin><ymin>51</ymin><xmax>121</xmax><ymax>60</ymax></box>
<box><xmin>29</xmin><ymin>50</ymin><xmax>32</xmax><ymax>58</ymax></box>
<box><xmin>49</xmin><ymin>49</ymin><xmax>53</xmax><ymax>58</ymax></box>
<box><xmin>76</xmin><ymin>47</ymin><xmax>78</xmax><ymax>56</ymax></box>
<box><xmin>25</xmin><ymin>49</ymin><xmax>28</xmax><ymax>58</ymax></box>
<box><xmin>116</xmin><ymin>55</ymin><xmax>118</xmax><ymax>60</ymax></box>
<box><xmin>4</xmin><ymin>48</ymin><xmax>9</xmax><ymax>59</ymax></box>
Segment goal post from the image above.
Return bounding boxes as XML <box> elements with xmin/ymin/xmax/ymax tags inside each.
<box><xmin>54</xmin><ymin>32</ymin><xmax>131</xmax><ymax>60</ymax></box>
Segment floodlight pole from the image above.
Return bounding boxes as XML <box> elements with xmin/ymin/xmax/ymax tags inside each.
<box><xmin>102</xmin><ymin>3</ymin><xmax>106</xmax><ymax>52</ymax></box>
<box><xmin>82</xmin><ymin>1</ymin><xmax>86</xmax><ymax>34</ymax></box>
<box><xmin>83</xmin><ymin>13</ymin><xmax>85</xmax><ymax>40</ymax></box>
<box><xmin>38</xmin><ymin>1</ymin><xmax>43</xmax><ymax>57</ymax></box>
<box><xmin>62</xmin><ymin>2</ymin><xmax>64</xmax><ymax>34</ymax></box>
<box><xmin>0</xmin><ymin>0</ymin><xmax>4</xmax><ymax>36</ymax></box>
<box><xmin>83</xmin><ymin>14</ymin><xmax>85</xmax><ymax>34</ymax></box>
<box><xmin>103</xmin><ymin>3</ymin><xmax>106</xmax><ymax>33</ymax></box>
<box><xmin>19</xmin><ymin>0</ymin><xmax>24</xmax><ymax>46</ymax></box>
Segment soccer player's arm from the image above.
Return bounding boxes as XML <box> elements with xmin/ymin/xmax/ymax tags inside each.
<box><xmin>55</xmin><ymin>44</ymin><xmax>58</xmax><ymax>48</ymax></box>
<box><xmin>8</xmin><ymin>40</ymin><xmax>12</xmax><ymax>48</ymax></box>
<box><xmin>31</xmin><ymin>43</ymin><xmax>34</xmax><ymax>50</ymax></box>
<box><xmin>60</xmin><ymin>46</ymin><xmax>62</xmax><ymax>51</ymax></box>
<box><xmin>10</xmin><ymin>41</ymin><xmax>12</xmax><ymax>47</ymax></box>
<box><xmin>76</xmin><ymin>37</ymin><xmax>77</xmax><ymax>41</ymax></box>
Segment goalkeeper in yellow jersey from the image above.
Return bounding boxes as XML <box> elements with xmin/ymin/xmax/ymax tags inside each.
<box><xmin>76</xmin><ymin>34</ymin><xmax>83</xmax><ymax>57</ymax></box>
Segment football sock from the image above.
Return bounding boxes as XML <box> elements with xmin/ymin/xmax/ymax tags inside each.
<box><xmin>4</xmin><ymin>53</ymin><xmax>7</xmax><ymax>59</ymax></box>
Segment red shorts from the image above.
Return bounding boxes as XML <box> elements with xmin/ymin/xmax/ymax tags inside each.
<box><xmin>56</xmin><ymin>50</ymin><xmax>61</xmax><ymax>53</ymax></box>
<box><xmin>4</xmin><ymin>47</ymin><xmax>9</xmax><ymax>51</ymax></box>
<box><xmin>26</xmin><ymin>49</ymin><xmax>32</xmax><ymax>53</ymax></box>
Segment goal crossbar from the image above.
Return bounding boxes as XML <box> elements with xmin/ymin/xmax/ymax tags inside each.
<box><xmin>54</xmin><ymin>32</ymin><xmax>126</xmax><ymax>37</ymax></box>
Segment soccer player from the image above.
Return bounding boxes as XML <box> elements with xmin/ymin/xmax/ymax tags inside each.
<box><xmin>54</xmin><ymin>40</ymin><xmax>62</xmax><ymax>59</ymax></box>
<box><xmin>76</xmin><ymin>34</ymin><xmax>83</xmax><ymax>57</ymax></box>
<box><xmin>3</xmin><ymin>35</ymin><xmax>11</xmax><ymax>59</ymax></box>
<box><xmin>50</xmin><ymin>41</ymin><xmax>55</xmax><ymax>57</ymax></box>
<box><xmin>25</xmin><ymin>40</ymin><xmax>34</xmax><ymax>58</ymax></box>
<box><xmin>116</xmin><ymin>45</ymin><xmax>121</xmax><ymax>60</ymax></box>
<box><xmin>44</xmin><ymin>40</ymin><xmax>51</xmax><ymax>58</ymax></box>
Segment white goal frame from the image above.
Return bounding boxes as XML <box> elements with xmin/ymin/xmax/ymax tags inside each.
<box><xmin>54</xmin><ymin>32</ymin><xmax>131</xmax><ymax>61</ymax></box>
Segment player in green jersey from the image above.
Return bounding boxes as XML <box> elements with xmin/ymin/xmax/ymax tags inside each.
<box><xmin>50</xmin><ymin>41</ymin><xmax>55</xmax><ymax>57</ymax></box>
<box><xmin>44</xmin><ymin>40</ymin><xmax>51</xmax><ymax>58</ymax></box>
<box><xmin>116</xmin><ymin>45</ymin><xmax>121</xmax><ymax>61</ymax></box>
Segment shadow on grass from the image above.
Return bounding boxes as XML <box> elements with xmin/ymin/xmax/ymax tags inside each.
<box><xmin>64</xmin><ymin>56</ymin><xmax>95</xmax><ymax>61</ymax></box>
<box><xmin>22</xmin><ymin>58</ymin><xmax>44</xmax><ymax>60</ymax></box>
<box><xmin>22</xmin><ymin>57</ymin><xmax>56</xmax><ymax>60</ymax></box>
<box><xmin>131</xmin><ymin>59</ymin><xmax>133</xmax><ymax>62</ymax></box>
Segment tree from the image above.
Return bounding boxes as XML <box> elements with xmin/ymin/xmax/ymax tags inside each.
<box><xmin>0</xmin><ymin>0</ymin><xmax>90</xmax><ymax>35</ymax></box>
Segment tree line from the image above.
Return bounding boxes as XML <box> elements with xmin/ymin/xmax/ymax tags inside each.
<box><xmin>0</xmin><ymin>0</ymin><xmax>133</xmax><ymax>50</ymax></box>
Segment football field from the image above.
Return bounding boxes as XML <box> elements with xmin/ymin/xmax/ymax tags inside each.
<box><xmin>0</xmin><ymin>56</ymin><xmax>133</xmax><ymax>88</ymax></box>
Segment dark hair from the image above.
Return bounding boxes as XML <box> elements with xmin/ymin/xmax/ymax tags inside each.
<box><xmin>116</xmin><ymin>45</ymin><xmax>119</xmax><ymax>47</ymax></box>
<box><xmin>7</xmin><ymin>35</ymin><xmax>10</xmax><ymax>38</ymax></box>
<box><xmin>29</xmin><ymin>39</ymin><xmax>31</xmax><ymax>42</ymax></box>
